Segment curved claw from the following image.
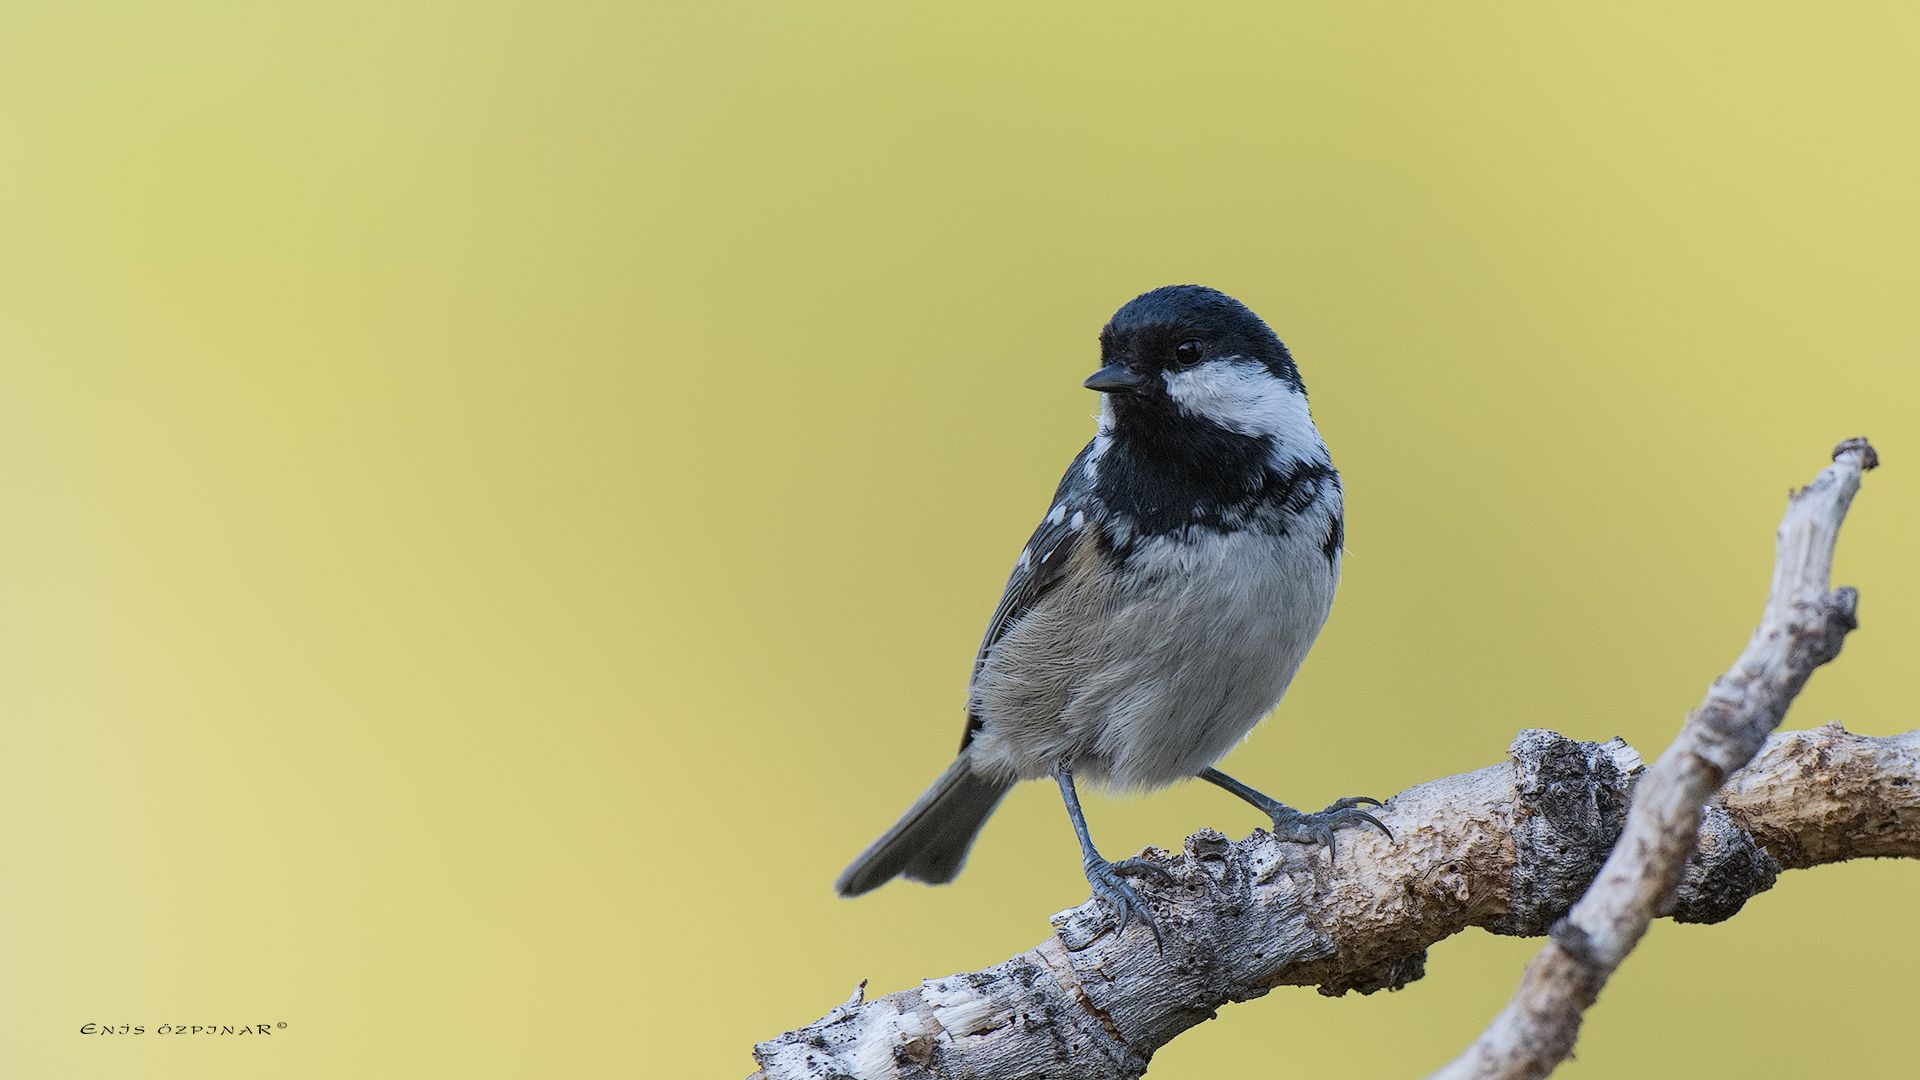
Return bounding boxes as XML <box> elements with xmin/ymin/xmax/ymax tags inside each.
<box><xmin>1270</xmin><ymin>797</ymin><xmax>1396</xmax><ymax>859</ymax></box>
<box><xmin>1084</xmin><ymin>857</ymin><xmax>1164</xmax><ymax>951</ymax></box>
<box><xmin>1317</xmin><ymin>797</ymin><xmax>1395</xmax><ymax>843</ymax></box>
<box><xmin>1109</xmin><ymin>856</ymin><xmax>1176</xmax><ymax>885</ymax></box>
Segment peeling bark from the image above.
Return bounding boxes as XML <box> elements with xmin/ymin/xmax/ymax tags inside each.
<box><xmin>1429</xmin><ymin>438</ymin><xmax>1879</xmax><ymax>1080</ymax></box>
<box><xmin>752</xmin><ymin>723</ymin><xmax>1916</xmax><ymax>1080</ymax></box>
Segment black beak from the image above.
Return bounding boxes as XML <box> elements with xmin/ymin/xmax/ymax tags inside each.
<box><xmin>1083</xmin><ymin>364</ymin><xmax>1150</xmax><ymax>394</ymax></box>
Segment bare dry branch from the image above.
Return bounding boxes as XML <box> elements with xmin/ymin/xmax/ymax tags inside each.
<box><xmin>750</xmin><ymin>442</ymin><xmax>1895</xmax><ymax>1080</ymax></box>
<box><xmin>1428</xmin><ymin>437</ymin><xmax>1879</xmax><ymax>1080</ymax></box>
<box><xmin>753</xmin><ymin>718</ymin><xmax>1915</xmax><ymax>1080</ymax></box>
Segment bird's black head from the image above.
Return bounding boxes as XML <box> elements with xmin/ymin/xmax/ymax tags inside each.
<box><xmin>1076</xmin><ymin>287</ymin><xmax>1330</xmax><ymax>536</ymax></box>
<box><xmin>1084</xmin><ymin>285</ymin><xmax>1302</xmax><ymax>397</ymax></box>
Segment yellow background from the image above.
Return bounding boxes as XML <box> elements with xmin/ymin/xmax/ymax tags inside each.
<box><xmin>1</xmin><ymin>3</ymin><xmax>1914</xmax><ymax>1077</ymax></box>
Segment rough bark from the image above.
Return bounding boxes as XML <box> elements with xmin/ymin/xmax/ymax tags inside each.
<box><xmin>750</xmin><ymin>441</ymin><xmax>1895</xmax><ymax>1080</ymax></box>
<box><xmin>1428</xmin><ymin>437</ymin><xmax>1878</xmax><ymax>1080</ymax></box>
<box><xmin>751</xmin><ymin>723</ymin><xmax>1916</xmax><ymax>1079</ymax></box>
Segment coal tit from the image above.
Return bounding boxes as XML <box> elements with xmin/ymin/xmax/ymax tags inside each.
<box><xmin>835</xmin><ymin>285</ymin><xmax>1385</xmax><ymax>937</ymax></box>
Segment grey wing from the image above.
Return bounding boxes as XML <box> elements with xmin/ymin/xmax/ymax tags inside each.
<box><xmin>959</xmin><ymin>443</ymin><xmax>1096</xmax><ymax>750</ymax></box>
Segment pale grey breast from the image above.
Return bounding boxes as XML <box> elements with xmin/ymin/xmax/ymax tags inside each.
<box><xmin>965</xmin><ymin>520</ymin><xmax>1339</xmax><ymax>791</ymax></box>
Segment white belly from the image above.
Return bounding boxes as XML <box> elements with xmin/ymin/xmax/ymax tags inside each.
<box><xmin>966</xmin><ymin>526</ymin><xmax>1338</xmax><ymax>791</ymax></box>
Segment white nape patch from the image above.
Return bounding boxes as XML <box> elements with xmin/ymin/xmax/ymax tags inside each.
<box><xmin>1046</xmin><ymin>504</ymin><xmax>1067</xmax><ymax>526</ymax></box>
<box><xmin>1162</xmin><ymin>358</ymin><xmax>1325</xmax><ymax>462</ymax></box>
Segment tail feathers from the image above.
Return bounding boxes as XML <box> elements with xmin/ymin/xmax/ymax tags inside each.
<box><xmin>835</xmin><ymin>759</ymin><xmax>1012</xmax><ymax>897</ymax></box>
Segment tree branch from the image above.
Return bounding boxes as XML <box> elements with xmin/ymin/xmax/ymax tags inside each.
<box><xmin>1428</xmin><ymin>437</ymin><xmax>1879</xmax><ymax>1080</ymax></box>
<box><xmin>751</xmin><ymin>441</ymin><xmax>1895</xmax><ymax>1080</ymax></box>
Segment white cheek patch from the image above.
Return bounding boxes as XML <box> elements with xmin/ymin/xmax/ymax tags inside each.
<box><xmin>1162</xmin><ymin>359</ymin><xmax>1324</xmax><ymax>459</ymax></box>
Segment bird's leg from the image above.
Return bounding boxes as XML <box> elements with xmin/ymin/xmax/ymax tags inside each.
<box><xmin>1054</xmin><ymin>762</ymin><xmax>1171</xmax><ymax>947</ymax></box>
<box><xmin>1198</xmin><ymin>767</ymin><xmax>1392</xmax><ymax>859</ymax></box>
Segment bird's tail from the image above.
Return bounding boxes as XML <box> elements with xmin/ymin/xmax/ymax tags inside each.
<box><xmin>835</xmin><ymin>757</ymin><xmax>1013</xmax><ymax>897</ymax></box>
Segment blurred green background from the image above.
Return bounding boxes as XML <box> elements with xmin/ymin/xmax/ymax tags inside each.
<box><xmin>1</xmin><ymin>3</ymin><xmax>1914</xmax><ymax>1077</ymax></box>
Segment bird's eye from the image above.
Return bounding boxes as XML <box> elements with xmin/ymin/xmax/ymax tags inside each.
<box><xmin>1175</xmin><ymin>340</ymin><xmax>1204</xmax><ymax>366</ymax></box>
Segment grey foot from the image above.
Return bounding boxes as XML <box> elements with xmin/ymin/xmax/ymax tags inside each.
<box><xmin>1198</xmin><ymin>768</ymin><xmax>1393</xmax><ymax>859</ymax></box>
<box><xmin>1083</xmin><ymin>855</ymin><xmax>1172</xmax><ymax>947</ymax></box>
<box><xmin>1268</xmin><ymin>797</ymin><xmax>1393</xmax><ymax>858</ymax></box>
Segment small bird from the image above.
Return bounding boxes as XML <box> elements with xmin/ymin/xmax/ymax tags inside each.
<box><xmin>835</xmin><ymin>285</ymin><xmax>1385</xmax><ymax>936</ymax></box>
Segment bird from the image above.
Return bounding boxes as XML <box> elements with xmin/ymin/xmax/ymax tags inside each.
<box><xmin>834</xmin><ymin>284</ymin><xmax>1386</xmax><ymax>938</ymax></box>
